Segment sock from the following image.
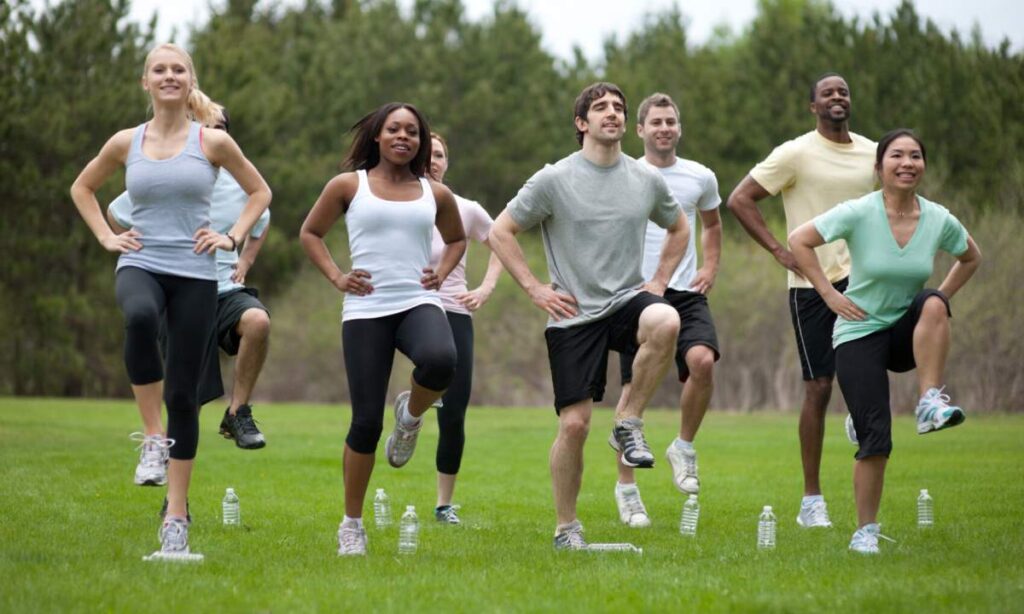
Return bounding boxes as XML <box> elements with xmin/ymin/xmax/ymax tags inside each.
<box><xmin>673</xmin><ymin>438</ymin><xmax>694</xmax><ymax>452</ymax></box>
<box><xmin>342</xmin><ymin>515</ymin><xmax>363</xmax><ymax>528</ymax></box>
<box><xmin>802</xmin><ymin>495</ymin><xmax>824</xmax><ymax>507</ymax></box>
<box><xmin>555</xmin><ymin>519</ymin><xmax>580</xmax><ymax>535</ymax></box>
<box><xmin>399</xmin><ymin>403</ymin><xmax>422</xmax><ymax>427</ymax></box>
<box><xmin>616</xmin><ymin>481</ymin><xmax>637</xmax><ymax>492</ymax></box>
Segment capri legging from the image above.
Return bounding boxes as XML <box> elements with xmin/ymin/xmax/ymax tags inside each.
<box><xmin>436</xmin><ymin>312</ymin><xmax>473</xmax><ymax>475</ymax></box>
<box><xmin>115</xmin><ymin>266</ymin><xmax>217</xmax><ymax>460</ymax></box>
<box><xmin>342</xmin><ymin>304</ymin><xmax>457</xmax><ymax>454</ymax></box>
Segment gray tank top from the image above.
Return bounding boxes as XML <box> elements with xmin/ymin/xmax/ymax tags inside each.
<box><xmin>117</xmin><ymin>121</ymin><xmax>218</xmax><ymax>280</ymax></box>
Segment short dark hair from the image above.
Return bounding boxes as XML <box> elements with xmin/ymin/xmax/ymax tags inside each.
<box><xmin>217</xmin><ymin>107</ymin><xmax>230</xmax><ymax>133</ymax></box>
<box><xmin>875</xmin><ymin>128</ymin><xmax>928</xmax><ymax>168</ymax></box>
<box><xmin>342</xmin><ymin>102</ymin><xmax>432</xmax><ymax>176</ymax></box>
<box><xmin>637</xmin><ymin>92</ymin><xmax>679</xmax><ymax>126</ymax></box>
<box><xmin>810</xmin><ymin>72</ymin><xmax>844</xmax><ymax>101</ymax></box>
<box><xmin>574</xmin><ymin>82</ymin><xmax>627</xmax><ymax>146</ymax></box>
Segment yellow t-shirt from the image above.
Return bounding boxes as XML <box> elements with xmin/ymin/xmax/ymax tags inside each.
<box><xmin>750</xmin><ymin>130</ymin><xmax>876</xmax><ymax>288</ymax></box>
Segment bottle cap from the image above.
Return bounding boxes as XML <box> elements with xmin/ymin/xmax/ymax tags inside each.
<box><xmin>921</xmin><ymin>489</ymin><xmax>929</xmax><ymax>495</ymax></box>
<box><xmin>406</xmin><ymin>505</ymin><xmax>415</xmax><ymax>512</ymax></box>
<box><xmin>763</xmin><ymin>505</ymin><xmax>772</xmax><ymax>512</ymax></box>
<box><xmin>376</xmin><ymin>488</ymin><xmax>384</xmax><ymax>494</ymax></box>
<box><xmin>226</xmin><ymin>487</ymin><xmax>235</xmax><ymax>494</ymax></box>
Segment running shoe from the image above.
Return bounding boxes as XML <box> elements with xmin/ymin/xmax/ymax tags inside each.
<box><xmin>915</xmin><ymin>387</ymin><xmax>966</xmax><ymax>434</ymax></box>
<box><xmin>384</xmin><ymin>391</ymin><xmax>422</xmax><ymax>468</ymax></box>
<box><xmin>553</xmin><ymin>520</ymin><xmax>587</xmax><ymax>550</ymax></box>
<box><xmin>665</xmin><ymin>442</ymin><xmax>700</xmax><ymax>494</ymax></box>
<box><xmin>614</xmin><ymin>483</ymin><xmax>651</xmax><ymax>528</ymax></box>
<box><xmin>608</xmin><ymin>418</ymin><xmax>655</xmax><ymax>468</ymax></box>
<box><xmin>130</xmin><ymin>432</ymin><xmax>174</xmax><ymax>486</ymax></box>
<box><xmin>796</xmin><ymin>499</ymin><xmax>833</xmax><ymax>528</ymax></box>
<box><xmin>158</xmin><ymin>516</ymin><xmax>191</xmax><ymax>555</ymax></box>
<box><xmin>219</xmin><ymin>404</ymin><xmax>266</xmax><ymax>449</ymax></box>
<box><xmin>337</xmin><ymin>522</ymin><xmax>368</xmax><ymax>556</ymax></box>
<box><xmin>848</xmin><ymin>523</ymin><xmax>896</xmax><ymax>554</ymax></box>
<box><xmin>435</xmin><ymin>505</ymin><xmax>462</xmax><ymax>525</ymax></box>
<box><xmin>844</xmin><ymin>414</ymin><xmax>859</xmax><ymax>445</ymax></box>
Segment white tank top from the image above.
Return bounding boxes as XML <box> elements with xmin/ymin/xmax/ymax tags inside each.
<box><xmin>341</xmin><ymin>169</ymin><xmax>442</xmax><ymax>321</ymax></box>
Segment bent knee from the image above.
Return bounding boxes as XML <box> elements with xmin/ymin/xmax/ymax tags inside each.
<box><xmin>640</xmin><ymin>304</ymin><xmax>681</xmax><ymax>343</ymax></box>
<box><xmin>238</xmin><ymin>308</ymin><xmax>271</xmax><ymax>339</ymax></box>
<box><xmin>920</xmin><ymin>295</ymin><xmax>949</xmax><ymax>320</ymax></box>
<box><xmin>685</xmin><ymin>346</ymin><xmax>716</xmax><ymax>379</ymax></box>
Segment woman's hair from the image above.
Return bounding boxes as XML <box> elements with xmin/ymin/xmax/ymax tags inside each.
<box><xmin>342</xmin><ymin>102</ymin><xmax>432</xmax><ymax>176</ymax></box>
<box><xmin>875</xmin><ymin>128</ymin><xmax>928</xmax><ymax>168</ymax></box>
<box><xmin>431</xmin><ymin>131</ymin><xmax>449</xmax><ymax>159</ymax></box>
<box><xmin>143</xmin><ymin>43</ymin><xmax>224</xmax><ymax>127</ymax></box>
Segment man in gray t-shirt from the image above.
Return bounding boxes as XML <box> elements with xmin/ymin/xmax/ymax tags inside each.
<box><xmin>489</xmin><ymin>82</ymin><xmax>689</xmax><ymax>550</ymax></box>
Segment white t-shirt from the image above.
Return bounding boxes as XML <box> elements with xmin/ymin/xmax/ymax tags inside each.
<box><xmin>429</xmin><ymin>195</ymin><xmax>493</xmax><ymax>316</ymax></box>
<box><xmin>639</xmin><ymin>157</ymin><xmax>720</xmax><ymax>291</ymax></box>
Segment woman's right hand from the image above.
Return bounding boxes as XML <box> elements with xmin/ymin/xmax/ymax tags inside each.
<box><xmin>99</xmin><ymin>230</ymin><xmax>142</xmax><ymax>253</ymax></box>
<box><xmin>824</xmin><ymin>288</ymin><xmax>866</xmax><ymax>321</ymax></box>
<box><xmin>333</xmin><ymin>269</ymin><xmax>373</xmax><ymax>296</ymax></box>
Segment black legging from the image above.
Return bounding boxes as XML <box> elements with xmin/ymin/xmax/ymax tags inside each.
<box><xmin>437</xmin><ymin>312</ymin><xmax>473</xmax><ymax>475</ymax></box>
<box><xmin>115</xmin><ymin>267</ymin><xmax>217</xmax><ymax>460</ymax></box>
<box><xmin>342</xmin><ymin>304</ymin><xmax>456</xmax><ymax>454</ymax></box>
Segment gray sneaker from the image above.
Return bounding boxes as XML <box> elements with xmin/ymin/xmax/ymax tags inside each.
<box><xmin>384</xmin><ymin>391</ymin><xmax>422</xmax><ymax>468</ymax></box>
<box><xmin>131</xmin><ymin>432</ymin><xmax>174</xmax><ymax>486</ymax></box>
<box><xmin>608</xmin><ymin>418</ymin><xmax>655</xmax><ymax>468</ymax></box>
<box><xmin>553</xmin><ymin>520</ymin><xmax>588</xmax><ymax>550</ymax></box>
<box><xmin>337</xmin><ymin>522</ymin><xmax>368</xmax><ymax>556</ymax></box>
<box><xmin>143</xmin><ymin>516</ymin><xmax>203</xmax><ymax>562</ymax></box>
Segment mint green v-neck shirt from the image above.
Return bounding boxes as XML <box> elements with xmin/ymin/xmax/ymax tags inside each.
<box><xmin>814</xmin><ymin>191</ymin><xmax>968</xmax><ymax>348</ymax></box>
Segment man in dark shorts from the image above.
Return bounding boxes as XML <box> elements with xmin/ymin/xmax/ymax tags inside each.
<box><xmin>108</xmin><ymin>110</ymin><xmax>270</xmax><ymax>452</ymax></box>
<box><xmin>610</xmin><ymin>93</ymin><xmax>723</xmax><ymax>528</ymax></box>
<box><xmin>726</xmin><ymin>73</ymin><xmax>875</xmax><ymax>527</ymax></box>
<box><xmin>489</xmin><ymin>82</ymin><xmax>689</xmax><ymax>549</ymax></box>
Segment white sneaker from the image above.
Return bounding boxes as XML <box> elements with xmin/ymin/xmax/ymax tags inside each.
<box><xmin>614</xmin><ymin>483</ymin><xmax>651</xmax><ymax>528</ymax></box>
<box><xmin>130</xmin><ymin>432</ymin><xmax>174</xmax><ymax>486</ymax></box>
<box><xmin>553</xmin><ymin>520</ymin><xmax>588</xmax><ymax>550</ymax></box>
<box><xmin>848</xmin><ymin>523</ymin><xmax>896</xmax><ymax>554</ymax></box>
<box><xmin>796</xmin><ymin>499</ymin><xmax>833</xmax><ymax>528</ymax></box>
<box><xmin>337</xmin><ymin>522</ymin><xmax>368</xmax><ymax>556</ymax></box>
<box><xmin>143</xmin><ymin>516</ymin><xmax>203</xmax><ymax>562</ymax></box>
<box><xmin>384</xmin><ymin>391</ymin><xmax>422</xmax><ymax>468</ymax></box>
<box><xmin>665</xmin><ymin>442</ymin><xmax>700</xmax><ymax>494</ymax></box>
<box><xmin>844</xmin><ymin>414</ymin><xmax>858</xmax><ymax>445</ymax></box>
<box><xmin>915</xmin><ymin>387</ymin><xmax>966</xmax><ymax>434</ymax></box>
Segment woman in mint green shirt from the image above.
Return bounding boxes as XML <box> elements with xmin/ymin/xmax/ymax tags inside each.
<box><xmin>789</xmin><ymin>129</ymin><xmax>982</xmax><ymax>554</ymax></box>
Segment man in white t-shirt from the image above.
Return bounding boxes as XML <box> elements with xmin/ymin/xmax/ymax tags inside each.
<box><xmin>726</xmin><ymin>73</ymin><xmax>876</xmax><ymax>528</ymax></box>
<box><xmin>610</xmin><ymin>93</ymin><xmax>723</xmax><ymax>528</ymax></box>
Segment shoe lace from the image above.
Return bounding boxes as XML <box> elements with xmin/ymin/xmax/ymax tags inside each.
<box><xmin>438</xmin><ymin>505</ymin><xmax>461</xmax><ymax>523</ymax></box>
<box><xmin>235</xmin><ymin>412</ymin><xmax>261</xmax><ymax>436</ymax></box>
<box><xmin>619</xmin><ymin>489</ymin><xmax>646</xmax><ymax>518</ymax></box>
<box><xmin>161</xmin><ymin>518</ymin><xmax>188</xmax><ymax>552</ymax></box>
<box><xmin>559</xmin><ymin>525</ymin><xmax>586</xmax><ymax>549</ymax></box>
<box><xmin>338</xmin><ymin>525</ymin><xmax>365</xmax><ymax>550</ymax></box>
<box><xmin>131</xmin><ymin>432</ymin><xmax>175</xmax><ymax>466</ymax></box>
<box><xmin>621</xmin><ymin>424</ymin><xmax>651</xmax><ymax>455</ymax></box>
<box><xmin>920</xmin><ymin>387</ymin><xmax>951</xmax><ymax>413</ymax></box>
<box><xmin>807</xmin><ymin>500</ymin><xmax>831</xmax><ymax>523</ymax></box>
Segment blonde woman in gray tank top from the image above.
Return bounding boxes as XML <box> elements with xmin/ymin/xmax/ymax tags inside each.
<box><xmin>70</xmin><ymin>44</ymin><xmax>271</xmax><ymax>561</ymax></box>
<box><xmin>301</xmin><ymin>102</ymin><xmax>466</xmax><ymax>556</ymax></box>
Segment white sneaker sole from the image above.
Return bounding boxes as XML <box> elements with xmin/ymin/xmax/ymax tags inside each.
<box><xmin>135</xmin><ymin>472</ymin><xmax>167</xmax><ymax>486</ymax></box>
<box><xmin>796</xmin><ymin>515</ymin><xmax>833</xmax><ymax>528</ymax></box>
<box><xmin>917</xmin><ymin>408</ymin><xmax>965</xmax><ymax>434</ymax></box>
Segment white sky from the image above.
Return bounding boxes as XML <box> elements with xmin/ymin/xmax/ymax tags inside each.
<box><xmin>33</xmin><ymin>0</ymin><xmax>1024</xmax><ymax>58</ymax></box>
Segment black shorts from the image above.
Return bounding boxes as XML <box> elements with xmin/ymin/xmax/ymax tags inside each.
<box><xmin>789</xmin><ymin>277</ymin><xmax>848</xmax><ymax>381</ymax></box>
<box><xmin>619</xmin><ymin>289</ymin><xmax>720</xmax><ymax>384</ymax></box>
<box><xmin>835</xmin><ymin>289</ymin><xmax>951</xmax><ymax>459</ymax></box>
<box><xmin>196</xmin><ymin>288</ymin><xmax>270</xmax><ymax>405</ymax></box>
<box><xmin>545</xmin><ymin>292</ymin><xmax>669</xmax><ymax>412</ymax></box>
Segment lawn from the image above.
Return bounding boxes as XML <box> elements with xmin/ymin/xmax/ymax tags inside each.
<box><xmin>1</xmin><ymin>398</ymin><xmax>1021</xmax><ymax>612</ymax></box>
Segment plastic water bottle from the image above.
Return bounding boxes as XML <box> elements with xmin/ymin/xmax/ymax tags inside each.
<box><xmin>373</xmin><ymin>488</ymin><xmax>392</xmax><ymax>528</ymax></box>
<box><xmin>586</xmin><ymin>543</ymin><xmax>643</xmax><ymax>554</ymax></box>
<box><xmin>398</xmin><ymin>505</ymin><xmax>419</xmax><ymax>554</ymax></box>
<box><xmin>757</xmin><ymin>505</ymin><xmax>776</xmax><ymax>549</ymax></box>
<box><xmin>917</xmin><ymin>489</ymin><xmax>934</xmax><ymax>528</ymax></box>
<box><xmin>680</xmin><ymin>494</ymin><xmax>700</xmax><ymax>536</ymax></box>
<box><xmin>222</xmin><ymin>487</ymin><xmax>240</xmax><ymax>526</ymax></box>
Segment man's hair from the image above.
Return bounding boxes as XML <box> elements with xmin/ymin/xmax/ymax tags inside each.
<box><xmin>637</xmin><ymin>92</ymin><xmax>679</xmax><ymax>126</ymax></box>
<box><xmin>573</xmin><ymin>82</ymin><xmax>627</xmax><ymax>145</ymax></box>
<box><xmin>810</xmin><ymin>72</ymin><xmax>845</xmax><ymax>101</ymax></box>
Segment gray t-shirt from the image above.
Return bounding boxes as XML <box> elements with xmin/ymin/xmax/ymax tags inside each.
<box><xmin>507</xmin><ymin>151</ymin><xmax>681</xmax><ymax>329</ymax></box>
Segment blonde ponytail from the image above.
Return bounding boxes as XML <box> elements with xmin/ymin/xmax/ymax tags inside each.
<box><xmin>143</xmin><ymin>43</ymin><xmax>224</xmax><ymax>126</ymax></box>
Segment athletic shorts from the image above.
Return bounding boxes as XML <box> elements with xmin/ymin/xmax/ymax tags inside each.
<box><xmin>196</xmin><ymin>287</ymin><xmax>269</xmax><ymax>406</ymax></box>
<box><xmin>545</xmin><ymin>292</ymin><xmax>669</xmax><ymax>412</ymax></box>
<box><xmin>835</xmin><ymin>289</ymin><xmax>951</xmax><ymax>459</ymax></box>
<box><xmin>619</xmin><ymin>289</ymin><xmax>720</xmax><ymax>384</ymax></box>
<box><xmin>789</xmin><ymin>277</ymin><xmax>848</xmax><ymax>381</ymax></box>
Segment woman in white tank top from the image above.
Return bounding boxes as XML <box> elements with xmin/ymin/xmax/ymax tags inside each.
<box><xmin>300</xmin><ymin>102</ymin><xmax>466</xmax><ymax>556</ymax></box>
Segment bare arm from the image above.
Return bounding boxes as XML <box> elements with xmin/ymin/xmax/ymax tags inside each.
<box><xmin>299</xmin><ymin>173</ymin><xmax>373</xmax><ymax>296</ymax></box>
<box><xmin>644</xmin><ymin>212</ymin><xmax>689</xmax><ymax>296</ymax></box>
<box><xmin>937</xmin><ymin>237</ymin><xmax>982</xmax><ymax>299</ymax></box>
<box><xmin>456</xmin><ymin>248</ymin><xmax>504</xmax><ymax>312</ymax></box>
<box><xmin>198</xmin><ymin>129</ymin><xmax>272</xmax><ymax>254</ymax></box>
<box><xmin>727</xmin><ymin>174</ymin><xmax>803</xmax><ymax>278</ymax></box>
<box><xmin>690</xmin><ymin>207</ymin><xmax>722</xmax><ymax>294</ymax></box>
<box><xmin>488</xmin><ymin>210</ymin><xmax>577</xmax><ymax>320</ymax></box>
<box><xmin>70</xmin><ymin>131</ymin><xmax>142</xmax><ymax>253</ymax></box>
<box><xmin>788</xmin><ymin>222</ymin><xmax>865</xmax><ymax>321</ymax></box>
<box><xmin>232</xmin><ymin>225</ymin><xmax>269</xmax><ymax>285</ymax></box>
<box><xmin>423</xmin><ymin>182</ymin><xmax>467</xmax><ymax>290</ymax></box>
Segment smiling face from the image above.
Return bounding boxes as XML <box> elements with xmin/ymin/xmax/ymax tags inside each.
<box><xmin>429</xmin><ymin>137</ymin><xmax>448</xmax><ymax>182</ymax></box>
<box><xmin>638</xmin><ymin>104</ymin><xmax>681</xmax><ymax>156</ymax></box>
<box><xmin>810</xmin><ymin>75</ymin><xmax>851</xmax><ymax>125</ymax></box>
<box><xmin>142</xmin><ymin>47</ymin><xmax>192</xmax><ymax>106</ymax></box>
<box><xmin>878</xmin><ymin>135</ymin><xmax>926</xmax><ymax>191</ymax></box>
<box><xmin>375</xmin><ymin>107</ymin><xmax>422</xmax><ymax>166</ymax></box>
<box><xmin>576</xmin><ymin>91</ymin><xmax>627</xmax><ymax>146</ymax></box>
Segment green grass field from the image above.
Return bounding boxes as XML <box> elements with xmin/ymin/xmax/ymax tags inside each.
<box><xmin>1</xmin><ymin>398</ymin><xmax>1022</xmax><ymax>612</ymax></box>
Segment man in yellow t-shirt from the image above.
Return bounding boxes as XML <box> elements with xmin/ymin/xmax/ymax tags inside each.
<box><xmin>726</xmin><ymin>73</ymin><xmax>875</xmax><ymax>529</ymax></box>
